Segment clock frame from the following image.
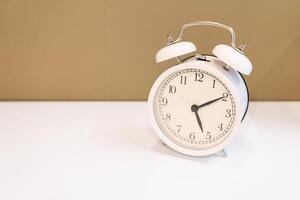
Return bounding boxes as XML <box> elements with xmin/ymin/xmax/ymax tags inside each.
<box><xmin>148</xmin><ymin>56</ymin><xmax>248</xmax><ymax>156</ymax></box>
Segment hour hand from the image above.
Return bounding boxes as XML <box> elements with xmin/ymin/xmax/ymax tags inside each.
<box><xmin>191</xmin><ymin>105</ymin><xmax>203</xmax><ymax>133</ymax></box>
<box><xmin>194</xmin><ymin>111</ymin><xmax>203</xmax><ymax>132</ymax></box>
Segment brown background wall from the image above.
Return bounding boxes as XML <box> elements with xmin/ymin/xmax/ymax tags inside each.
<box><xmin>0</xmin><ymin>0</ymin><xmax>299</xmax><ymax>100</ymax></box>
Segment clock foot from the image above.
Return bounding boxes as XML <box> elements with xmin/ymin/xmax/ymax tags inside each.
<box><xmin>160</xmin><ymin>140</ymin><xmax>166</xmax><ymax>145</ymax></box>
<box><xmin>218</xmin><ymin>149</ymin><xmax>227</xmax><ymax>158</ymax></box>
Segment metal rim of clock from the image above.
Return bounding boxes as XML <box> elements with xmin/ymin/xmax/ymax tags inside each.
<box><xmin>169</xmin><ymin>21</ymin><xmax>239</xmax><ymax>51</ymax></box>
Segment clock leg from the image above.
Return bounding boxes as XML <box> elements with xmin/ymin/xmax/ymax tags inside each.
<box><xmin>218</xmin><ymin>149</ymin><xmax>227</xmax><ymax>158</ymax></box>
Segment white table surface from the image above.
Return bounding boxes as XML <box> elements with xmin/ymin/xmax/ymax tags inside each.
<box><xmin>0</xmin><ymin>102</ymin><xmax>299</xmax><ymax>200</ymax></box>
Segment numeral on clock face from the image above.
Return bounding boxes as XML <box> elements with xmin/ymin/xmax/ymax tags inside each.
<box><xmin>189</xmin><ymin>132</ymin><xmax>196</xmax><ymax>140</ymax></box>
<box><xmin>165</xmin><ymin>113</ymin><xmax>171</xmax><ymax>121</ymax></box>
<box><xmin>225</xmin><ymin>109</ymin><xmax>232</xmax><ymax>118</ymax></box>
<box><xmin>177</xmin><ymin>125</ymin><xmax>182</xmax><ymax>133</ymax></box>
<box><xmin>222</xmin><ymin>92</ymin><xmax>228</xmax><ymax>101</ymax></box>
<box><xmin>161</xmin><ymin>98</ymin><xmax>168</xmax><ymax>106</ymax></box>
<box><xmin>195</xmin><ymin>73</ymin><xmax>204</xmax><ymax>82</ymax></box>
<box><xmin>212</xmin><ymin>79</ymin><xmax>216</xmax><ymax>88</ymax></box>
<box><xmin>218</xmin><ymin>123</ymin><xmax>223</xmax><ymax>131</ymax></box>
<box><xmin>180</xmin><ymin>76</ymin><xmax>187</xmax><ymax>85</ymax></box>
<box><xmin>156</xmin><ymin>69</ymin><xmax>236</xmax><ymax>148</ymax></box>
<box><xmin>169</xmin><ymin>85</ymin><xmax>176</xmax><ymax>94</ymax></box>
<box><xmin>206</xmin><ymin>132</ymin><xmax>212</xmax><ymax>140</ymax></box>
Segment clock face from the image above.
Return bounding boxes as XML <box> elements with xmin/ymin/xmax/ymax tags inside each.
<box><xmin>154</xmin><ymin>68</ymin><xmax>236</xmax><ymax>150</ymax></box>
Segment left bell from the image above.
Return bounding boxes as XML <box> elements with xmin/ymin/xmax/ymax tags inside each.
<box><xmin>155</xmin><ymin>41</ymin><xmax>197</xmax><ymax>63</ymax></box>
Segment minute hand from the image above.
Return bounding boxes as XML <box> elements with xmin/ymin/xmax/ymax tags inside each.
<box><xmin>197</xmin><ymin>96</ymin><xmax>224</xmax><ymax>109</ymax></box>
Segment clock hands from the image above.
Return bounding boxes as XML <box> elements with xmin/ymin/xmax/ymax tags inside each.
<box><xmin>190</xmin><ymin>96</ymin><xmax>224</xmax><ymax>133</ymax></box>
<box><xmin>196</xmin><ymin>96</ymin><xmax>224</xmax><ymax>109</ymax></box>
<box><xmin>191</xmin><ymin>105</ymin><xmax>203</xmax><ymax>132</ymax></box>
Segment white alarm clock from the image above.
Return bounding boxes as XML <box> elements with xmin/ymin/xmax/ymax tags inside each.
<box><xmin>148</xmin><ymin>21</ymin><xmax>253</xmax><ymax>157</ymax></box>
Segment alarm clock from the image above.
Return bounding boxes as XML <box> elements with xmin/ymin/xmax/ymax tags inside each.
<box><xmin>148</xmin><ymin>21</ymin><xmax>253</xmax><ymax>157</ymax></box>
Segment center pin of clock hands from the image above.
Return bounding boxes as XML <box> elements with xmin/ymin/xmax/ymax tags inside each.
<box><xmin>191</xmin><ymin>96</ymin><xmax>224</xmax><ymax>133</ymax></box>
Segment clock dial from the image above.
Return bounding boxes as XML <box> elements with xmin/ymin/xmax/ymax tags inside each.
<box><xmin>154</xmin><ymin>68</ymin><xmax>236</xmax><ymax>150</ymax></box>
